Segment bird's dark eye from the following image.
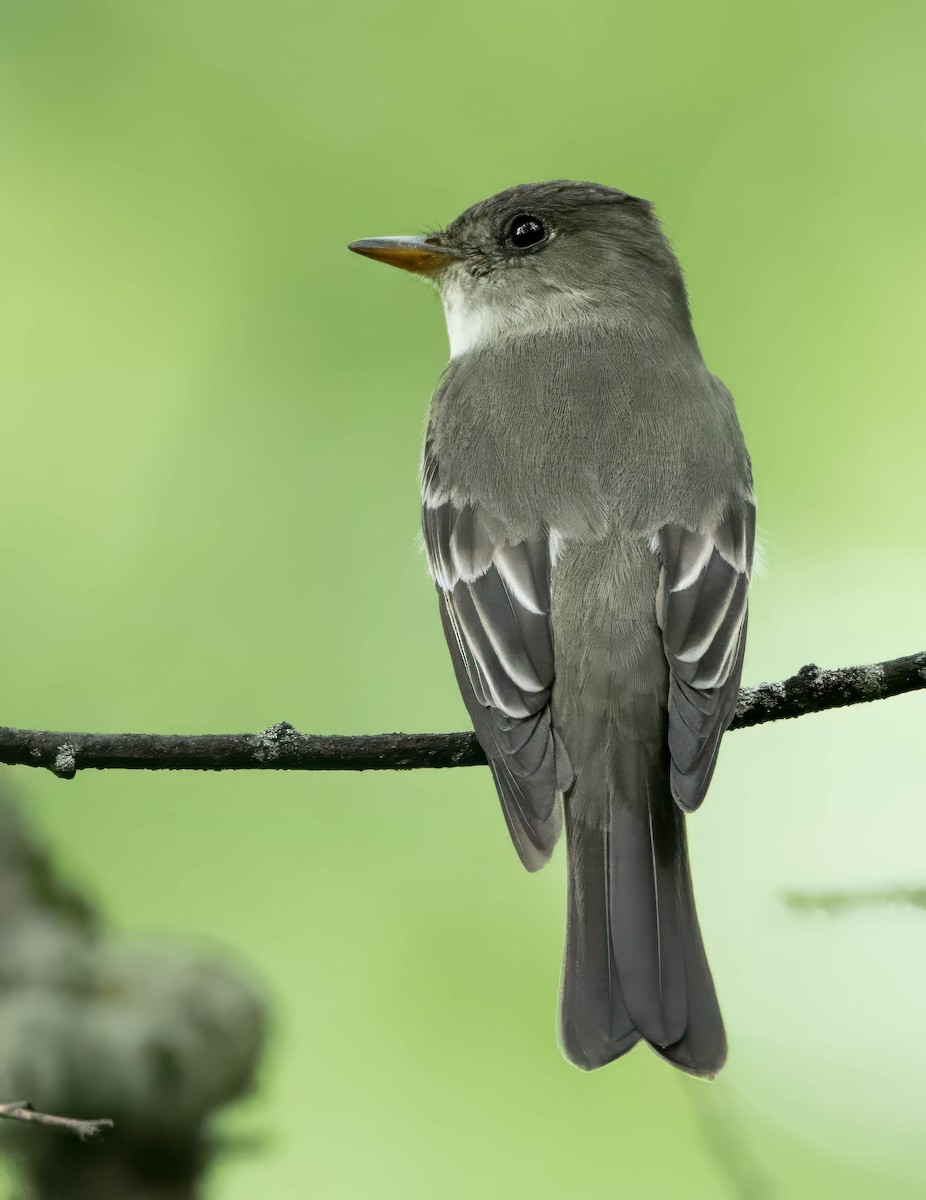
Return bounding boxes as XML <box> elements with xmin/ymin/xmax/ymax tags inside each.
<box><xmin>505</xmin><ymin>213</ymin><xmax>547</xmax><ymax>249</ymax></box>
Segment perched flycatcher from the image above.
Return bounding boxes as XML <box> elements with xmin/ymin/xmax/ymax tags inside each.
<box><xmin>350</xmin><ymin>181</ymin><xmax>754</xmax><ymax>1076</ymax></box>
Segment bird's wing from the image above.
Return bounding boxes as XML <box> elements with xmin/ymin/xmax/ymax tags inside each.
<box><xmin>656</xmin><ymin>500</ymin><xmax>755</xmax><ymax>812</ymax></box>
<box><xmin>421</xmin><ymin>440</ymin><xmax>572</xmax><ymax>871</ymax></box>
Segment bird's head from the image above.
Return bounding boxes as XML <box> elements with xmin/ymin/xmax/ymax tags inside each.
<box><xmin>349</xmin><ymin>181</ymin><xmax>691</xmax><ymax>357</ymax></box>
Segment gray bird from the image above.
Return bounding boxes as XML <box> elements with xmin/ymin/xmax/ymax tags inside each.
<box><xmin>349</xmin><ymin>181</ymin><xmax>754</xmax><ymax>1077</ymax></box>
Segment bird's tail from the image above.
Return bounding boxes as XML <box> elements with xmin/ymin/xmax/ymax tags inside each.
<box><xmin>558</xmin><ymin>740</ymin><xmax>726</xmax><ymax>1076</ymax></box>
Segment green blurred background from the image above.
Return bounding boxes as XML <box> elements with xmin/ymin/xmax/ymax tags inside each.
<box><xmin>1</xmin><ymin>0</ymin><xmax>925</xmax><ymax>1195</ymax></box>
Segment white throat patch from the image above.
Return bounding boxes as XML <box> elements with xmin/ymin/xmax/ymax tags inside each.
<box><xmin>440</xmin><ymin>277</ymin><xmax>596</xmax><ymax>359</ymax></box>
<box><xmin>441</xmin><ymin>279</ymin><xmax>503</xmax><ymax>358</ymax></box>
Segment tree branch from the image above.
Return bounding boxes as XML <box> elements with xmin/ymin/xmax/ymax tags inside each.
<box><xmin>0</xmin><ymin>652</ymin><xmax>922</xmax><ymax>779</ymax></box>
<box><xmin>0</xmin><ymin>1101</ymin><xmax>113</xmax><ymax>1142</ymax></box>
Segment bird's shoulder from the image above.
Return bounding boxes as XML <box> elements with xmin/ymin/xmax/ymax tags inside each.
<box><xmin>423</xmin><ymin>333</ymin><xmax>752</xmax><ymax>539</ymax></box>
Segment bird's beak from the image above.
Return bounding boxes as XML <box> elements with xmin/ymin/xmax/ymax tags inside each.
<box><xmin>347</xmin><ymin>235</ymin><xmax>463</xmax><ymax>276</ymax></box>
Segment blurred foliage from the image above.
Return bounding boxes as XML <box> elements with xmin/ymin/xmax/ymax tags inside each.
<box><xmin>0</xmin><ymin>792</ymin><xmax>266</xmax><ymax>1198</ymax></box>
<box><xmin>0</xmin><ymin>0</ymin><xmax>925</xmax><ymax>1197</ymax></box>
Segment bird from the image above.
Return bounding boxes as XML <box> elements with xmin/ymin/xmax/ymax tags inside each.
<box><xmin>348</xmin><ymin>181</ymin><xmax>754</xmax><ymax>1077</ymax></box>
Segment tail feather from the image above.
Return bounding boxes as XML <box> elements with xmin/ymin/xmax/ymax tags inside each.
<box><xmin>559</xmin><ymin>820</ymin><xmax>641</xmax><ymax>1069</ymax></box>
<box><xmin>608</xmin><ymin>752</ymin><xmax>688</xmax><ymax>1048</ymax></box>
<box><xmin>653</xmin><ymin>818</ymin><xmax>727</xmax><ymax>1076</ymax></box>
<box><xmin>560</xmin><ymin>743</ymin><xmax>725</xmax><ymax>1077</ymax></box>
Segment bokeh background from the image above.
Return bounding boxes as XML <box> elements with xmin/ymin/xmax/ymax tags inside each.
<box><xmin>1</xmin><ymin>0</ymin><xmax>925</xmax><ymax>1195</ymax></box>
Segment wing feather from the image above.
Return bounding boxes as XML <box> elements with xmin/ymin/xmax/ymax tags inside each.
<box><xmin>657</xmin><ymin>502</ymin><xmax>755</xmax><ymax>812</ymax></box>
<box><xmin>422</xmin><ymin>441</ymin><xmax>571</xmax><ymax>871</ymax></box>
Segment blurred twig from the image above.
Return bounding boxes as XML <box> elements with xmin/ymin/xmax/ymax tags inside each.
<box><xmin>684</xmin><ymin>1082</ymin><xmax>774</xmax><ymax>1200</ymax></box>
<box><xmin>0</xmin><ymin>1101</ymin><xmax>113</xmax><ymax>1142</ymax></box>
<box><xmin>0</xmin><ymin>651</ymin><xmax>922</xmax><ymax>779</ymax></box>
<box><xmin>783</xmin><ymin>885</ymin><xmax>926</xmax><ymax>914</ymax></box>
